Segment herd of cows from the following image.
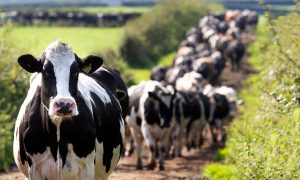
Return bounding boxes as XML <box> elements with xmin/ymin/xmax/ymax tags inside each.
<box><xmin>0</xmin><ymin>10</ymin><xmax>140</xmax><ymax>26</ymax></box>
<box><xmin>124</xmin><ymin>9</ymin><xmax>258</xmax><ymax>171</ymax></box>
<box><xmin>12</xmin><ymin>9</ymin><xmax>257</xmax><ymax>180</ymax></box>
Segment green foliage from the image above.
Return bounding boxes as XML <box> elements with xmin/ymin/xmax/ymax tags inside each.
<box><xmin>0</xmin><ymin>25</ymin><xmax>29</xmax><ymax>170</ymax></box>
<box><xmin>157</xmin><ymin>51</ymin><xmax>176</xmax><ymax>66</ymax></box>
<box><xmin>203</xmin><ymin>164</ymin><xmax>238</xmax><ymax>180</ymax></box>
<box><xmin>126</xmin><ymin>51</ymin><xmax>176</xmax><ymax>84</ymax></box>
<box><xmin>121</xmin><ymin>0</ymin><xmax>223</xmax><ymax>67</ymax></box>
<box><xmin>203</xmin><ymin>13</ymin><xmax>300</xmax><ymax>179</ymax></box>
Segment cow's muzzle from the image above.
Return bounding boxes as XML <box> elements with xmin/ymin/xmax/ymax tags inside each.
<box><xmin>50</xmin><ymin>97</ymin><xmax>78</xmax><ymax>117</ymax></box>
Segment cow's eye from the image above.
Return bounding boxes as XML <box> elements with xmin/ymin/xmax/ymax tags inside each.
<box><xmin>73</xmin><ymin>72</ymin><xmax>78</xmax><ymax>78</ymax></box>
<box><xmin>44</xmin><ymin>71</ymin><xmax>50</xmax><ymax>78</ymax></box>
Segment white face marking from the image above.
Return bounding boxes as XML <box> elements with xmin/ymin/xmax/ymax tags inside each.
<box><xmin>45</xmin><ymin>40</ymin><xmax>79</xmax><ymax>118</ymax></box>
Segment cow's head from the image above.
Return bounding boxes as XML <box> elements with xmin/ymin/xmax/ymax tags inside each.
<box><xmin>18</xmin><ymin>40</ymin><xmax>103</xmax><ymax>118</ymax></box>
<box><xmin>148</xmin><ymin>87</ymin><xmax>176</xmax><ymax>127</ymax></box>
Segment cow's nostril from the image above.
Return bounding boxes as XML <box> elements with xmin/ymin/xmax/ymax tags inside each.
<box><xmin>59</xmin><ymin>102</ymin><xmax>66</xmax><ymax>108</ymax></box>
<box><xmin>56</xmin><ymin>101</ymin><xmax>72</xmax><ymax>115</ymax></box>
<box><xmin>54</xmin><ymin>102</ymin><xmax>60</xmax><ymax>108</ymax></box>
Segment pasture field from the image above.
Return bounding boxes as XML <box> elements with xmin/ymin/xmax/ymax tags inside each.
<box><xmin>4</xmin><ymin>26</ymin><xmax>160</xmax><ymax>84</ymax></box>
<box><xmin>47</xmin><ymin>6</ymin><xmax>150</xmax><ymax>14</ymax></box>
<box><xmin>2</xmin><ymin>25</ymin><xmax>166</xmax><ymax>84</ymax></box>
<box><xmin>2</xmin><ymin>6</ymin><xmax>150</xmax><ymax>14</ymax></box>
<box><xmin>4</xmin><ymin>27</ymin><xmax>124</xmax><ymax>57</ymax></box>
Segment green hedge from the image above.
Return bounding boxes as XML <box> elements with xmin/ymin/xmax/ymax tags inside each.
<box><xmin>0</xmin><ymin>26</ymin><xmax>29</xmax><ymax>170</ymax></box>
<box><xmin>121</xmin><ymin>0</ymin><xmax>223</xmax><ymax>67</ymax></box>
<box><xmin>203</xmin><ymin>13</ymin><xmax>300</xmax><ymax>179</ymax></box>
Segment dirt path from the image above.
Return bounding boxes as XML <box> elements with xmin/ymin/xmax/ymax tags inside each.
<box><xmin>0</xmin><ymin>142</ymin><xmax>220</xmax><ymax>180</ymax></box>
<box><xmin>0</xmin><ymin>34</ymin><xmax>255</xmax><ymax>180</ymax></box>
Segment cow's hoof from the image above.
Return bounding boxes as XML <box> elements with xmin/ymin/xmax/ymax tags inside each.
<box><xmin>136</xmin><ymin>159</ymin><xmax>143</xmax><ymax>170</ymax></box>
<box><xmin>147</xmin><ymin>162</ymin><xmax>156</xmax><ymax>170</ymax></box>
<box><xmin>159</xmin><ymin>165</ymin><xmax>165</xmax><ymax>171</ymax></box>
<box><xmin>136</xmin><ymin>164</ymin><xmax>143</xmax><ymax>170</ymax></box>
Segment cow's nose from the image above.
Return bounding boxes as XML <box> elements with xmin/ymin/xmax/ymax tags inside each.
<box><xmin>57</xmin><ymin>102</ymin><xmax>72</xmax><ymax>114</ymax></box>
<box><xmin>54</xmin><ymin>98</ymin><xmax>75</xmax><ymax>115</ymax></box>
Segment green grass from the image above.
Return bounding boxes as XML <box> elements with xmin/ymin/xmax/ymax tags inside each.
<box><xmin>3</xmin><ymin>25</ymin><xmax>155</xmax><ymax>84</ymax></box>
<box><xmin>157</xmin><ymin>52</ymin><xmax>176</xmax><ymax>66</ymax></box>
<box><xmin>128</xmin><ymin>68</ymin><xmax>151</xmax><ymax>83</ymax></box>
<box><xmin>5</xmin><ymin>27</ymin><xmax>124</xmax><ymax>57</ymax></box>
<box><xmin>203</xmin><ymin>164</ymin><xmax>238</xmax><ymax>180</ymax></box>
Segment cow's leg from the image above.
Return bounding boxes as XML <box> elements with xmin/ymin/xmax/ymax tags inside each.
<box><xmin>130</xmin><ymin>127</ymin><xmax>143</xmax><ymax>170</ymax></box>
<box><xmin>29</xmin><ymin>167</ymin><xmax>44</xmax><ymax>180</ymax></box>
<box><xmin>171</xmin><ymin>124</ymin><xmax>181</xmax><ymax>157</ymax></box>
<box><xmin>164</xmin><ymin>126</ymin><xmax>174</xmax><ymax>159</ymax></box>
<box><xmin>231</xmin><ymin>58</ymin><xmax>235</xmax><ymax>71</ymax></box>
<box><xmin>177</xmin><ymin>127</ymin><xmax>184</xmax><ymax>157</ymax></box>
<box><xmin>158</xmin><ymin>140</ymin><xmax>167</xmax><ymax>171</ymax></box>
<box><xmin>141</xmin><ymin>127</ymin><xmax>156</xmax><ymax>170</ymax></box>
<box><xmin>208</xmin><ymin>122</ymin><xmax>216</xmax><ymax>144</ymax></box>
<box><xmin>124</xmin><ymin>125</ymin><xmax>134</xmax><ymax>157</ymax></box>
<box><xmin>194</xmin><ymin>121</ymin><xmax>203</xmax><ymax>149</ymax></box>
<box><xmin>215</xmin><ymin>119</ymin><xmax>223</xmax><ymax>144</ymax></box>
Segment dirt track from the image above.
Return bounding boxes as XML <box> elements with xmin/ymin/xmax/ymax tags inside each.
<box><xmin>0</xmin><ymin>34</ymin><xmax>255</xmax><ymax>180</ymax></box>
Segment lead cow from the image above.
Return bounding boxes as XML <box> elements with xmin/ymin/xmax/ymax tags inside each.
<box><xmin>13</xmin><ymin>40</ymin><xmax>125</xmax><ymax>180</ymax></box>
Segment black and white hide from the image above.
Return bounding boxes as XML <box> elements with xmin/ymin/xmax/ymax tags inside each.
<box><xmin>186</xmin><ymin>92</ymin><xmax>210</xmax><ymax>150</ymax></box>
<box><xmin>91</xmin><ymin>66</ymin><xmax>129</xmax><ymax>118</ymax></box>
<box><xmin>204</xmin><ymin>85</ymin><xmax>238</xmax><ymax>144</ymax></box>
<box><xmin>192</xmin><ymin>57</ymin><xmax>217</xmax><ymax>83</ymax></box>
<box><xmin>126</xmin><ymin>80</ymin><xmax>175</xmax><ymax>170</ymax></box>
<box><xmin>168</xmin><ymin>91</ymin><xmax>191</xmax><ymax>157</ymax></box>
<box><xmin>224</xmin><ymin>39</ymin><xmax>245</xmax><ymax>71</ymax></box>
<box><xmin>175</xmin><ymin>71</ymin><xmax>205</xmax><ymax>93</ymax></box>
<box><xmin>164</xmin><ymin>66</ymin><xmax>188</xmax><ymax>86</ymax></box>
<box><xmin>150</xmin><ymin>65</ymin><xmax>167</xmax><ymax>82</ymax></box>
<box><xmin>13</xmin><ymin>40</ymin><xmax>124</xmax><ymax>180</ymax></box>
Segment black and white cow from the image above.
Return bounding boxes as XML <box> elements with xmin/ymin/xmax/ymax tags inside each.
<box><xmin>13</xmin><ymin>40</ymin><xmax>125</xmax><ymax>180</ymax></box>
<box><xmin>126</xmin><ymin>80</ymin><xmax>175</xmax><ymax>170</ymax></box>
<box><xmin>168</xmin><ymin>91</ymin><xmax>191</xmax><ymax>157</ymax></box>
<box><xmin>150</xmin><ymin>65</ymin><xmax>167</xmax><ymax>82</ymax></box>
<box><xmin>91</xmin><ymin>66</ymin><xmax>129</xmax><ymax>118</ymax></box>
<box><xmin>204</xmin><ymin>85</ymin><xmax>238</xmax><ymax>144</ymax></box>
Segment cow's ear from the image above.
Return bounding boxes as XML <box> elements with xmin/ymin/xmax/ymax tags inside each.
<box><xmin>116</xmin><ymin>90</ymin><xmax>128</xmax><ymax>101</ymax></box>
<box><xmin>148</xmin><ymin>92</ymin><xmax>161</xmax><ymax>102</ymax></box>
<box><xmin>18</xmin><ymin>54</ymin><xmax>42</xmax><ymax>73</ymax></box>
<box><xmin>81</xmin><ymin>55</ymin><xmax>103</xmax><ymax>74</ymax></box>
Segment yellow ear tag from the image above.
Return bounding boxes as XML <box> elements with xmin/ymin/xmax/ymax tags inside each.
<box><xmin>82</xmin><ymin>64</ymin><xmax>92</xmax><ymax>73</ymax></box>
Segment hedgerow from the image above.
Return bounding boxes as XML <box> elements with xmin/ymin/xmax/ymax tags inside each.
<box><xmin>0</xmin><ymin>26</ymin><xmax>29</xmax><ymax>170</ymax></box>
<box><xmin>203</xmin><ymin>13</ymin><xmax>300</xmax><ymax>179</ymax></box>
<box><xmin>120</xmin><ymin>0</ymin><xmax>223</xmax><ymax>67</ymax></box>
